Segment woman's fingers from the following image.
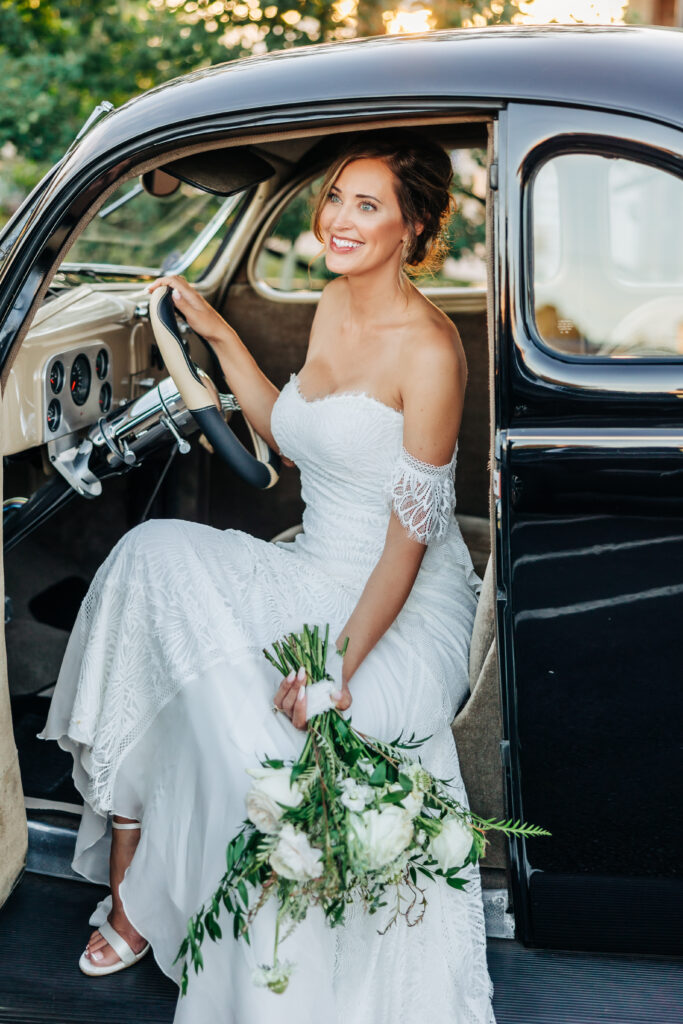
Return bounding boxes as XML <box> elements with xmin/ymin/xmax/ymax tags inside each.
<box><xmin>273</xmin><ymin>670</ymin><xmax>297</xmax><ymax>709</ymax></box>
<box><xmin>332</xmin><ymin>685</ymin><xmax>353</xmax><ymax>712</ymax></box>
<box><xmin>274</xmin><ymin>667</ymin><xmax>308</xmax><ymax>730</ymax></box>
<box><xmin>291</xmin><ymin>685</ymin><xmax>307</xmax><ymax>731</ymax></box>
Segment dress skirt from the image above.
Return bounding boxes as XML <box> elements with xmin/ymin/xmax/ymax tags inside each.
<box><xmin>39</xmin><ymin>517</ymin><xmax>496</xmax><ymax>1024</ymax></box>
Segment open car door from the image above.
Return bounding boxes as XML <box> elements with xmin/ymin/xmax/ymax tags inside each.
<box><xmin>496</xmin><ymin>103</ymin><xmax>683</xmax><ymax>956</ymax></box>
<box><xmin>0</xmin><ymin>398</ymin><xmax>28</xmax><ymax>907</ymax></box>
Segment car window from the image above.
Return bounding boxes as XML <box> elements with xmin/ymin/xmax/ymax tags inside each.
<box><xmin>253</xmin><ymin>147</ymin><xmax>487</xmax><ymax>295</ymax></box>
<box><xmin>531</xmin><ymin>152</ymin><xmax>683</xmax><ymax>359</ymax></box>
<box><xmin>61</xmin><ymin>181</ymin><xmax>247</xmax><ymax>283</ymax></box>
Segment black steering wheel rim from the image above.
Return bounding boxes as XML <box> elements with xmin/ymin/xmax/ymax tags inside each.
<box><xmin>149</xmin><ymin>286</ymin><xmax>280</xmax><ymax>489</ymax></box>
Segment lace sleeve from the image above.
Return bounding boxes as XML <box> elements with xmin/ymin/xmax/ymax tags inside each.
<box><xmin>389</xmin><ymin>444</ymin><xmax>457</xmax><ymax>546</ymax></box>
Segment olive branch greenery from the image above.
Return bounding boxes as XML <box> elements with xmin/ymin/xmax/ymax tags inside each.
<box><xmin>175</xmin><ymin>623</ymin><xmax>550</xmax><ymax>995</ymax></box>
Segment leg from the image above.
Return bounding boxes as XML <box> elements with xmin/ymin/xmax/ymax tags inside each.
<box><xmin>83</xmin><ymin>816</ymin><xmax>148</xmax><ymax>967</ymax></box>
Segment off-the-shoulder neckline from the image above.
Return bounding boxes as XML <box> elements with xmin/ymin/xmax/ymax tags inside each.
<box><xmin>289</xmin><ymin>371</ymin><xmax>404</xmax><ymax>418</ymax></box>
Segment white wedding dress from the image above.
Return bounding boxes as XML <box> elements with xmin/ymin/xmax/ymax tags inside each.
<box><xmin>39</xmin><ymin>370</ymin><xmax>496</xmax><ymax>1024</ymax></box>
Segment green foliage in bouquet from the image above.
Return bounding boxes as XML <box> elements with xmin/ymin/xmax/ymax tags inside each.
<box><xmin>175</xmin><ymin>624</ymin><xmax>550</xmax><ymax>995</ymax></box>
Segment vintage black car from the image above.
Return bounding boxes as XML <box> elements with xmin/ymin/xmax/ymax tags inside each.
<box><xmin>0</xmin><ymin>22</ymin><xmax>681</xmax><ymax>1023</ymax></box>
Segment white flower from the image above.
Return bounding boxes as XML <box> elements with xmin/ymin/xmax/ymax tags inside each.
<box><xmin>269</xmin><ymin>823</ymin><xmax>324</xmax><ymax>881</ymax></box>
<box><xmin>253</xmin><ymin>960</ymin><xmax>294</xmax><ymax>994</ymax></box>
<box><xmin>339</xmin><ymin>777</ymin><xmax>373</xmax><ymax>812</ymax></box>
<box><xmin>387</xmin><ymin>781</ymin><xmax>423</xmax><ymax>819</ymax></box>
<box><xmin>348</xmin><ymin>806</ymin><xmax>414</xmax><ymax>871</ymax></box>
<box><xmin>401</xmin><ymin>789</ymin><xmax>423</xmax><ymax>818</ymax></box>
<box><xmin>356</xmin><ymin>758</ymin><xmax>375</xmax><ymax>776</ymax></box>
<box><xmin>245</xmin><ymin>767</ymin><xmax>303</xmax><ymax>834</ymax></box>
<box><xmin>428</xmin><ymin>816</ymin><xmax>473</xmax><ymax>872</ymax></box>
<box><xmin>402</xmin><ymin>760</ymin><xmax>433</xmax><ymax>794</ymax></box>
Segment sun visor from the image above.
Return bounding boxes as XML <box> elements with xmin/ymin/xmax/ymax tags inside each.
<box><xmin>158</xmin><ymin>147</ymin><xmax>275</xmax><ymax>196</ymax></box>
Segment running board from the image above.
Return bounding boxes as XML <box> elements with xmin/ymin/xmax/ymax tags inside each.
<box><xmin>26</xmin><ymin>815</ymin><xmax>516</xmax><ymax>938</ymax></box>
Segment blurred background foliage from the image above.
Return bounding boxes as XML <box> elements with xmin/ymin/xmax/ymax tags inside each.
<box><xmin>0</xmin><ymin>0</ymin><xmax>520</xmax><ymax>222</ymax></box>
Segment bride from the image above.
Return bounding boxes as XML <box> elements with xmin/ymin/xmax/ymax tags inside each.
<box><xmin>39</xmin><ymin>130</ymin><xmax>496</xmax><ymax>1023</ymax></box>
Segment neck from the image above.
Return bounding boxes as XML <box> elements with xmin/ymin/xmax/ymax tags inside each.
<box><xmin>343</xmin><ymin>256</ymin><xmax>410</xmax><ymax>326</ymax></box>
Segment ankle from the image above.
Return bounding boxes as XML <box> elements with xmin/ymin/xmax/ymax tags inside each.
<box><xmin>112</xmin><ymin>816</ymin><xmax>141</xmax><ymax>831</ymax></box>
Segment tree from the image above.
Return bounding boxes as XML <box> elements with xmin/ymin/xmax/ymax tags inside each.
<box><xmin>0</xmin><ymin>0</ymin><xmax>520</xmax><ymax>211</ymax></box>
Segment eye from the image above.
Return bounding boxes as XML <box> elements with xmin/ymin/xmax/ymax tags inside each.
<box><xmin>359</xmin><ymin>201</ymin><xmax>376</xmax><ymax>212</ymax></box>
<box><xmin>327</xmin><ymin>193</ymin><xmax>341</xmax><ymax>204</ymax></box>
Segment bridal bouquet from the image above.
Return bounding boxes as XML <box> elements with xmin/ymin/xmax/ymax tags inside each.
<box><xmin>176</xmin><ymin>624</ymin><xmax>550</xmax><ymax>995</ymax></box>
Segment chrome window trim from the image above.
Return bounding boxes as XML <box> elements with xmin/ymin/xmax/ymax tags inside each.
<box><xmin>506</xmin><ymin>104</ymin><xmax>683</xmax><ymax>397</ymax></box>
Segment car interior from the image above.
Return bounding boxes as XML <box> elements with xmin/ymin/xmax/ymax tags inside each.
<box><xmin>2</xmin><ymin>116</ymin><xmax>508</xmax><ymax>907</ymax></box>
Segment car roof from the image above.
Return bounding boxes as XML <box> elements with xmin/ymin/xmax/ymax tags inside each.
<box><xmin>35</xmin><ymin>25</ymin><xmax>683</xmax><ymax>200</ymax></box>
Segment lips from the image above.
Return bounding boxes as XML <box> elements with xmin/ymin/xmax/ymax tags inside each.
<box><xmin>330</xmin><ymin>235</ymin><xmax>363</xmax><ymax>254</ymax></box>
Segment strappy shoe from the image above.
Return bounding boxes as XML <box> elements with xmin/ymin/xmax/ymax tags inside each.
<box><xmin>79</xmin><ymin>917</ymin><xmax>150</xmax><ymax>976</ymax></box>
<box><xmin>79</xmin><ymin>818</ymin><xmax>149</xmax><ymax>976</ymax></box>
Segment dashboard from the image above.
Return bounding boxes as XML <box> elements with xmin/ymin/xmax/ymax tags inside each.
<box><xmin>43</xmin><ymin>343</ymin><xmax>113</xmax><ymax>441</ymax></box>
<box><xmin>1</xmin><ymin>285</ymin><xmax>164</xmax><ymax>458</ymax></box>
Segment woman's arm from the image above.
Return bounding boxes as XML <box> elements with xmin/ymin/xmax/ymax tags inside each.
<box><xmin>336</xmin><ymin>322</ymin><xmax>467</xmax><ymax>688</ymax></box>
<box><xmin>276</xmin><ymin>322</ymin><xmax>467</xmax><ymax>730</ymax></box>
<box><xmin>147</xmin><ymin>274</ymin><xmax>282</xmax><ymax>450</ymax></box>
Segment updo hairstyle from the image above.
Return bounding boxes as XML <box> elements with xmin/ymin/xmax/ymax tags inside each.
<box><xmin>311</xmin><ymin>130</ymin><xmax>455</xmax><ymax>276</ymax></box>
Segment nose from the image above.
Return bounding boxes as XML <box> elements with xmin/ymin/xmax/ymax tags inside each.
<box><xmin>328</xmin><ymin>200</ymin><xmax>354</xmax><ymax>234</ymax></box>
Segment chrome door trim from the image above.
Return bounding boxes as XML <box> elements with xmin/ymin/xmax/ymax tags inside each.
<box><xmin>504</xmin><ymin>427</ymin><xmax>683</xmax><ymax>450</ymax></box>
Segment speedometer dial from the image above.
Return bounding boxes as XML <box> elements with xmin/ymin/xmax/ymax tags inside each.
<box><xmin>70</xmin><ymin>354</ymin><xmax>91</xmax><ymax>406</ymax></box>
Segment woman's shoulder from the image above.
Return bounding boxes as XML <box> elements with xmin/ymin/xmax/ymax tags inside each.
<box><xmin>401</xmin><ymin>292</ymin><xmax>467</xmax><ymax>387</ymax></box>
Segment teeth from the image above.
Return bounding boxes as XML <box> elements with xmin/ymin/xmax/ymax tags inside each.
<box><xmin>332</xmin><ymin>237</ymin><xmax>361</xmax><ymax>249</ymax></box>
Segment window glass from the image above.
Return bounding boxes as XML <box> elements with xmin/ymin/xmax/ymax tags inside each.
<box><xmin>532</xmin><ymin>153</ymin><xmax>683</xmax><ymax>358</ymax></box>
<box><xmin>62</xmin><ymin>181</ymin><xmax>245</xmax><ymax>283</ymax></box>
<box><xmin>254</xmin><ymin>147</ymin><xmax>488</xmax><ymax>293</ymax></box>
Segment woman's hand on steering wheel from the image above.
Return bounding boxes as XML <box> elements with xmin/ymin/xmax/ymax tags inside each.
<box><xmin>147</xmin><ymin>275</ymin><xmax>232</xmax><ymax>346</ymax></box>
<box><xmin>273</xmin><ymin>666</ymin><xmax>352</xmax><ymax>731</ymax></box>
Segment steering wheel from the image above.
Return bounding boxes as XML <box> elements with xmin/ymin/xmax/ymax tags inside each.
<box><xmin>149</xmin><ymin>286</ymin><xmax>280</xmax><ymax>489</ymax></box>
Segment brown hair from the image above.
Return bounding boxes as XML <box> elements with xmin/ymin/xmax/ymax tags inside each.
<box><xmin>311</xmin><ymin>130</ymin><xmax>455</xmax><ymax>276</ymax></box>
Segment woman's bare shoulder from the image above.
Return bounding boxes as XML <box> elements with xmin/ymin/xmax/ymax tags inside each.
<box><xmin>402</xmin><ymin>294</ymin><xmax>466</xmax><ymax>389</ymax></box>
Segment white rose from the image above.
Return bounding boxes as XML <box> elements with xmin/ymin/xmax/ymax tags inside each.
<box><xmin>387</xmin><ymin>782</ymin><xmax>423</xmax><ymax>819</ymax></box>
<box><xmin>348</xmin><ymin>806</ymin><xmax>414</xmax><ymax>871</ymax></box>
<box><xmin>245</xmin><ymin>767</ymin><xmax>303</xmax><ymax>834</ymax></box>
<box><xmin>246</xmin><ymin>788</ymin><xmax>283</xmax><ymax>834</ymax></box>
<box><xmin>340</xmin><ymin>778</ymin><xmax>373</xmax><ymax>812</ymax></box>
<box><xmin>269</xmin><ymin>823</ymin><xmax>324</xmax><ymax>881</ymax></box>
<box><xmin>428</xmin><ymin>817</ymin><xmax>473</xmax><ymax>872</ymax></box>
<box><xmin>401</xmin><ymin>789</ymin><xmax>423</xmax><ymax>818</ymax></box>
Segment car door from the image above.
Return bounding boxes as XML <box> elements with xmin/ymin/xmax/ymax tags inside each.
<box><xmin>494</xmin><ymin>103</ymin><xmax>683</xmax><ymax>955</ymax></box>
<box><xmin>0</xmin><ymin>418</ymin><xmax>28</xmax><ymax>906</ymax></box>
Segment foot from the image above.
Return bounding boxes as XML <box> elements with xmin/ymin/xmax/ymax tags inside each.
<box><xmin>83</xmin><ymin>818</ymin><xmax>147</xmax><ymax>968</ymax></box>
<box><xmin>84</xmin><ymin>910</ymin><xmax>148</xmax><ymax>968</ymax></box>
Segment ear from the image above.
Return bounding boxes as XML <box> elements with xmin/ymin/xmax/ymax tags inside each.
<box><xmin>415</xmin><ymin>221</ymin><xmax>424</xmax><ymax>237</ymax></box>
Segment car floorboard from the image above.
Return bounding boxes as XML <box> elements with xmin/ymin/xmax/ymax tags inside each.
<box><xmin>0</xmin><ymin>873</ymin><xmax>680</xmax><ymax>1023</ymax></box>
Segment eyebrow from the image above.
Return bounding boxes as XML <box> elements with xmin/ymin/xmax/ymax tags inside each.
<box><xmin>330</xmin><ymin>185</ymin><xmax>383</xmax><ymax>204</ymax></box>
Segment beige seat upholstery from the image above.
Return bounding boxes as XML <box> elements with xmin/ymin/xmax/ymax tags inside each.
<box><xmin>271</xmin><ymin>516</ymin><xmax>507</xmax><ymax>875</ymax></box>
<box><xmin>452</xmin><ymin>552</ymin><xmax>507</xmax><ymax>873</ymax></box>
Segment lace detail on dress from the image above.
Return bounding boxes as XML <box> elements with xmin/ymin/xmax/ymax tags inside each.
<box><xmin>389</xmin><ymin>444</ymin><xmax>457</xmax><ymax>546</ymax></box>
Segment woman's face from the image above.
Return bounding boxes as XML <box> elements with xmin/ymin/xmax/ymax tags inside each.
<box><xmin>318</xmin><ymin>157</ymin><xmax>408</xmax><ymax>278</ymax></box>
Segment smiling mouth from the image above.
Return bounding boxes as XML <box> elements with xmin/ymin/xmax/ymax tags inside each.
<box><xmin>330</xmin><ymin>235</ymin><xmax>363</xmax><ymax>252</ymax></box>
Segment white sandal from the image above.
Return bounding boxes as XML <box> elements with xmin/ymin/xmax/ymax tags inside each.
<box><xmin>79</xmin><ymin>918</ymin><xmax>150</xmax><ymax>976</ymax></box>
<box><xmin>79</xmin><ymin>818</ymin><xmax>150</xmax><ymax>976</ymax></box>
